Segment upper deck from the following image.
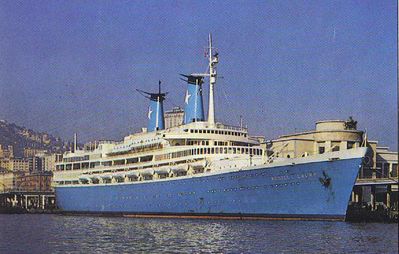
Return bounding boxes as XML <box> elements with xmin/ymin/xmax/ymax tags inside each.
<box><xmin>56</xmin><ymin>121</ymin><xmax>264</xmax><ymax>172</ymax></box>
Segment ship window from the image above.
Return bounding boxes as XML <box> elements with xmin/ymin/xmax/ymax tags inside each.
<box><xmin>195</xmin><ymin>130</ymin><xmax>198</xmax><ymax>133</ymax></box>
<box><xmin>382</xmin><ymin>164</ymin><xmax>390</xmax><ymax>178</ymax></box>
<box><xmin>114</xmin><ymin>159</ymin><xmax>125</xmax><ymax>165</ymax></box>
<box><xmin>66</xmin><ymin>164</ymin><xmax>72</xmax><ymax>170</ymax></box>
<box><xmin>190</xmin><ymin>130</ymin><xmax>193</xmax><ymax>133</ymax></box>
<box><xmin>140</xmin><ymin>155</ymin><xmax>153</xmax><ymax>162</ymax></box>
<box><xmin>318</xmin><ymin>147</ymin><xmax>325</xmax><ymax>154</ymax></box>
<box><xmin>391</xmin><ymin>164</ymin><xmax>398</xmax><ymax>177</ymax></box>
<box><xmin>347</xmin><ymin>141</ymin><xmax>355</xmax><ymax>149</ymax></box>
<box><xmin>211</xmin><ymin>130</ymin><xmax>215</xmax><ymax>134</ymax></box>
<box><xmin>331</xmin><ymin>142</ymin><xmax>340</xmax><ymax>152</ymax></box>
<box><xmin>207</xmin><ymin>148</ymin><xmax>210</xmax><ymax>154</ymax></box>
<box><xmin>211</xmin><ymin>148</ymin><xmax>215</xmax><ymax>154</ymax></box>
<box><xmin>102</xmin><ymin>161</ymin><xmax>112</xmax><ymax>166</ymax></box>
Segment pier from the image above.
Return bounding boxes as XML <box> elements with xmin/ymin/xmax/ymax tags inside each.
<box><xmin>0</xmin><ymin>171</ymin><xmax>57</xmax><ymax>213</ymax></box>
<box><xmin>0</xmin><ymin>190</ymin><xmax>56</xmax><ymax>213</ymax></box>
<box><xmin>347</xmin><ymin>177</ymin><xmax>398</xmax><ymax>222</ymax></box>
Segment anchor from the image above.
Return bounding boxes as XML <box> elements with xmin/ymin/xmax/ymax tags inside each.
<box><xmin>319</xmin><ymin>171</ymin><xmax>331</xmax><ymax>188</ymax></box>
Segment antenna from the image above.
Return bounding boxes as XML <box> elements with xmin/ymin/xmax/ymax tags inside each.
<box><xmin>207</xmin><ymin>33</ymin><xmax>218</xmax><ymax>126</ymax></box>
<box><xmin>73</xmin><ymin>133</ymin><xmax>77</xmax><ymax>153</ymax></box>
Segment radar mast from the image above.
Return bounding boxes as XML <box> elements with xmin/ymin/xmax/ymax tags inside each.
<box><xmin>207</xmin><ymin>33</ymin><xmax>218</xmax><ymax>126</ymax></box>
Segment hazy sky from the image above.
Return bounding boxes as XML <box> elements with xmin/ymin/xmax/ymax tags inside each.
<box><xmin>0</xmin><ymin>1</ymin><xmax>397</xmax><ymax>150</ymax></box>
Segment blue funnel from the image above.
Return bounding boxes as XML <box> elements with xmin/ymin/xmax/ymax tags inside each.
<box><xmin>147</xmin><ymin>96</ymin><xmax>165</xmax><ymax>131</ymax></box>
<box><xmin>137</xmin><ymin>81</ymin><xmax>166</xmax><ymax>132</ymax></box>
<box><xmin>181</xmin><ymin>75</ymin><xmax>205</xmax><ymax>124</ymax></box>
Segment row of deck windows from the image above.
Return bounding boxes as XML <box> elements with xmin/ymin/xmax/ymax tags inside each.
<box><xmin>189</xmin><ymin>129</ymin><xmax>247</xmax><ymax>137</ymax></box>
<box><xmin>56</xmin><ymin>147</ymin><xmax>263</xmax><ymax>171</ymax></box>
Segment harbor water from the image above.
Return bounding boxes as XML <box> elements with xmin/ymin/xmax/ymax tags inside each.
<box><xmin>0</xmin><ymin>214</ymin><xmax>397</xmax><ymax>254</ymax></box>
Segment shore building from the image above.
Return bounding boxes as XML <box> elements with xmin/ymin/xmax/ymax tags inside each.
<box><xmin>164</xmin><ymin>106</ymin><xmax>184</xmax><ymax>129</ymax></box>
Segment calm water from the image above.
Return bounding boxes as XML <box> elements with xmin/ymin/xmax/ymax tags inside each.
<box><xmin>0</xmin><ymin>214</ymin><xmax>397</xmax><ymax>254</ymax></box>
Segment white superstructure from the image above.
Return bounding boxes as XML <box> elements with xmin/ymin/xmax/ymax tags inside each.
<box><xmin>54</xmin><ymin>121</ymin><xmax>265</xmax><ymax>186</ymax></box>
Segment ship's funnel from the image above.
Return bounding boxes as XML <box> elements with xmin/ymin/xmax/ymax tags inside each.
<box><xmin>181</xmin><ymin>74</ymin><xmax>205</xmax><ymax>124</ymax></box>
<box><xmin>137</xmin><ymin>81</ymin><xmax>166</xmax><ymax>132</ymax></box>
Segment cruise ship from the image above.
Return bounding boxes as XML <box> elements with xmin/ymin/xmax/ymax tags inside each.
<box><xmin>54</xmin><ymin>35</ymin><xmax>367</xmax><ymax>221</ymax></box>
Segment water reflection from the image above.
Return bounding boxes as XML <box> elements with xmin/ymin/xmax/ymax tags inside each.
<box><xmin>0</xmin><ymin>215</ymin><xmax>397</xmax><ymax>254</ymax></box>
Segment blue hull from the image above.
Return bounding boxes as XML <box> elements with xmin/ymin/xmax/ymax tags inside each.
<box><xmin>55</xmin><ymin>158</ymin><xmax>362</xmax><ymax>220</ymax></box>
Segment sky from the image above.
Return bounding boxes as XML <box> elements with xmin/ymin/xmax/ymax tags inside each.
<box><xmin>0</xmin><ymin>1</ymin><xmax>397</xmax><ymax>150</ymax></box>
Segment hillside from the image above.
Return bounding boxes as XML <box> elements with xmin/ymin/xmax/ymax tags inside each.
<box><xmin>0</xmin><ymin>120</ymin><xmax>70</xmax><ymax>157</ymax></box>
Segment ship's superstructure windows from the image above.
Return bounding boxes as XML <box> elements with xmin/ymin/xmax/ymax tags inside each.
<box><xmin>347</xmin><ymin>141</ymin><xmax>355</xmax><ymax>149</ymax></box>
<box><xmin>55</xmin><ymin>144</ymin><xmax>265</xmax><ymax>186</ymax></box>
<box><xmin>114</xmin><ymin>159</ymin><xmax>125</xmax><ymax>165</ymax></box>
<box><xmin>102</xmin><ymin>161</ymin><xmax>112</xmax><ymax>166</ymax></box>
<box><xmin>90</xmin><ymin>161</ymin><xmax>100</xmax><ymax>168</ymax></box>
<box><xmin>392</xmin><ymin>164</ymin><xmax>398</xmax><ymax>178</ymax></box>
<box><xmin>127</xmin><ymin>158</ymin><xmax>138</xmax><ymax>164</ymax></box>
<box><xmin>187</xmin><ymin>129</ymin><xmax>245</xmax><ymax>137</ymax></box>
<box><xmin>331</xmin><ymin>141</ymin><xmax>340</xmax><ymax>152</ymax></box>
<box><xmin>63</xmin><ymin>155</ymin><xmax>90</xmax><ymax>163</ymax></box>
<box><xmin>140</xmin><ymin>155</ymin><xmax>153</xmax><ymax>162</ymax></box>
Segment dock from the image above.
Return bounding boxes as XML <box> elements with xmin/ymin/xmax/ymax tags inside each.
<box><xmin>0</xmin><ymin>190</ymin><xmax>56</xmax><ymax>213</ymax></box>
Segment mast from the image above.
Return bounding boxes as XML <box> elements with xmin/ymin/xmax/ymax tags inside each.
<box><xmin>207</xmin><ymin>33</ymin><xmax>218</xmax><ymax>126</ymax></box>
<box><xmin>73</xmin><ymin>133</ymin><xmax>77</xmax><ymax>152</ymax></box>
